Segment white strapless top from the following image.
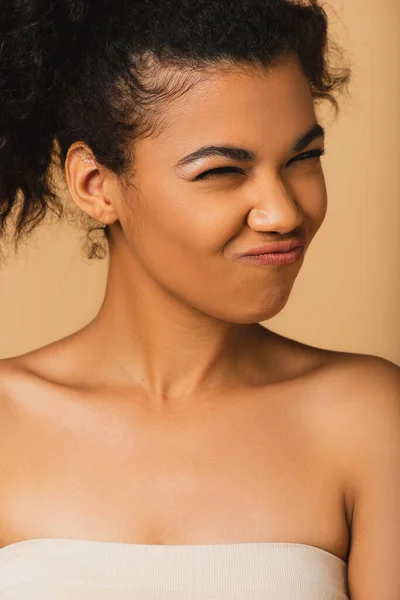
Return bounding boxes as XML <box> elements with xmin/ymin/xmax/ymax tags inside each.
<box><xmin>0</xmin><ymin>538</ymin><xmax>349</xmax><ymax>599</ymax></box>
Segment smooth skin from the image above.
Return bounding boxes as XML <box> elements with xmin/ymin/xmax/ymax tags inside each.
<box><xmin>0</xmin><ymin>54</ymin><xmax>399</xmax><ymax>599</ymax></box>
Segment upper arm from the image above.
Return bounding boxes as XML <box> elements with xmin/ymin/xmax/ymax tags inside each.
<box><xmin>342</xmin><ymin>356</ymin><xmax>400</xmax><ymax>600</ymax></box>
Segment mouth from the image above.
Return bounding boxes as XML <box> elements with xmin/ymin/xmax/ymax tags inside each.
<box><xmin>240</xmin><ymin>237</ymin><xmax>306</xmax><ymax>257</ymax></box>
<box><xmin>237</xmin><ymin>245</ymin><xmax>305</xmax><ymax>266</ymax></box>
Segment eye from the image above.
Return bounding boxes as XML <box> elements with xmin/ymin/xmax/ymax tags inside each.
<box><xmin>287</xmin><ymin>148</ymin><xmax>326</xmax><ymax>166</ymax></box>
<box><xmin>194</xmin><ymin>148</ymin><xmax>326</xmax><ymax>181</ymax></box>
<box><xmin>195</xmin><ymin>166</ymin><xmax>244</xmax><ymax>181</ymax></box>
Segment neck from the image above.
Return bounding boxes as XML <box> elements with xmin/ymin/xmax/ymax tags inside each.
<box><xmin>82</xmin><ymin>248</ymin><xmax>274</xmax><ymax>411</ymax></box>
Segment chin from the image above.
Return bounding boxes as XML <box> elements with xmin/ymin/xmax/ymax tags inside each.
<box><xmin>213</xmin><ymin>299</ymin><xmax>290</xmax><ymax>325</ymax></box>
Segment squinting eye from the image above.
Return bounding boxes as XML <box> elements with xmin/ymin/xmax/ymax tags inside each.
<box><xmin>195</xmin><ymin>148</ymin><xmax>326</xmax><ymax>181</ymax></box>
<box><xmin>195</xmin><ymin>166</ymin><xmax>244</xmax><ymax>181</ymax></box>
<box><xmin>287</xmin><ymin>148</ymin><xmax>326</xmax><ymax>166</ymax></box>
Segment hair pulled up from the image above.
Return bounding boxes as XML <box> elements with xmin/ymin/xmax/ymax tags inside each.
<box><xmin>0</xmin><ymin>0</ymin><xmax>351</xmax><ymax>263</ymax></box>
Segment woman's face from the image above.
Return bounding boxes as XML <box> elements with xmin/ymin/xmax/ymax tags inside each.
<box><xmin>111</xmin><ymin>54</ymin><xmax>327</xmax><ymax>323</ymax></box>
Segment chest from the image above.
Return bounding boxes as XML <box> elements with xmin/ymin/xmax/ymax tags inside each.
<box><xmin>1</xmin><ymin>391</ymin><xmax>349</xmax><ymax>557</ymax></box>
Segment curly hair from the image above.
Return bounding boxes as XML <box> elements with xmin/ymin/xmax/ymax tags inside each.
<box><xmin>0</xmin><ymin>0</ymin><xmax>351</xmax><ymax>263</ymax></box>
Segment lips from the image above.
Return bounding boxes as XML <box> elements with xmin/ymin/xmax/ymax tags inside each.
<box><xmin>240</xmin><ymin>237</ymin><xmax>306</xmax><ymax>256</ymax></box>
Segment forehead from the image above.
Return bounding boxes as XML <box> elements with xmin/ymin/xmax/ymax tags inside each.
<box><xmin>147</xmin><ymin>55</ymin><xmax>316</xmax><ymax>151</ymax></box>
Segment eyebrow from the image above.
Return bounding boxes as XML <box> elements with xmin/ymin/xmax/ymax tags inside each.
<box><xmin>175</xmin><ymin>123</ymin><xmax>325</xmax><ymax>168</ymax></box>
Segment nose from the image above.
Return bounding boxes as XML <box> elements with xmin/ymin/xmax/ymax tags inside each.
<box><xmin>247</xmin><ymin>175</ymin><xmax>303</xmax><ymax>234</ymax></box>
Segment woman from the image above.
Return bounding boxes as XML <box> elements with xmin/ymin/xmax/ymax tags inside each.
<box><xmin>0</xmin><ymin>0</ymin><xmax>399</xmax><ymax>598</ymax></box>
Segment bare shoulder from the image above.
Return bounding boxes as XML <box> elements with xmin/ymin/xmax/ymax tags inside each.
<box><xmin>0</xmin><ymin>357</ymin><xmax>28</xmax><ymax>420</ymax></box>
<box><xmin>0</xmin><ymin>354</ymin><xmax>46</xmax><ymax>421</ymax></box>
<box><xmin>273</xmin><ymin>328</ymin><xmax>400</xmax><ymax>391</ymax></box>
<box><xmin>319</xmin><ymin>350</ymin><xmax>400</xmax><ymax>447</ymax></box>
<box><xmin>320</xmin><ymin>354</ymin><xmax>400</xmax><ymax>598</ymax></box>
<box><xmin>0</xmin><ymin>357</ymin><xmax>21</xmax><ymax>402</ymax></box>
<box><xmin>317</xmin><ymin>351</ymin><xmax>400</xmax><ymax>516</ymax></box>
<box><xmin>329</xmin><ymin>349</ymin><xmax>400</xmax><ymax>433</ymax></box>
<box><xmin>0</xmin><ymin>327</ymin><xmax>87</xmax><ymax>390</ymax></box>
<box><xmin>322</xmin><ymin>349</ymin><xmax>400</xmax><ymax>389</ymax></box>
<box><xmin>317</xmin><ymin>351</ymin><xmax>400</xmax><ymax>426</ymax></box>
<box><xmin>301</xmin><ymin>347</ymin><xmax>400</xmax><ymax>439</ymax></box>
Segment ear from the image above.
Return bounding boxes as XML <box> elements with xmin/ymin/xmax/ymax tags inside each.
<box><xmin>65</xmin><ymin>142</ymin><xmax>119</xmax><ymax>225</ymax></box>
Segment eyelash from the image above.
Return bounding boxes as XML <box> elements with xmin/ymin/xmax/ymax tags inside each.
<box><xmin>195</xmin><ymin>148</ymin><xmax>326</xmax><ymax>180</ymax></box>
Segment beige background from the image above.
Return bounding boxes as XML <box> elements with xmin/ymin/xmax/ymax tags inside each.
<box><xmin>0</xmin><ymin>0</ymin><xmax>399</xmax><ymax>365</ymax></box>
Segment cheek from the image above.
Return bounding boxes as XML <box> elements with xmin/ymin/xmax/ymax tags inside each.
<box><xmin>130</xmin><ymin>183</ymin><xmax>230</xmax><ymax>257</ymax></box>
<box><xmin>121</xmin><ymin>183</ymin><xmax>245</xmax><ymax>306</ymax></box>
